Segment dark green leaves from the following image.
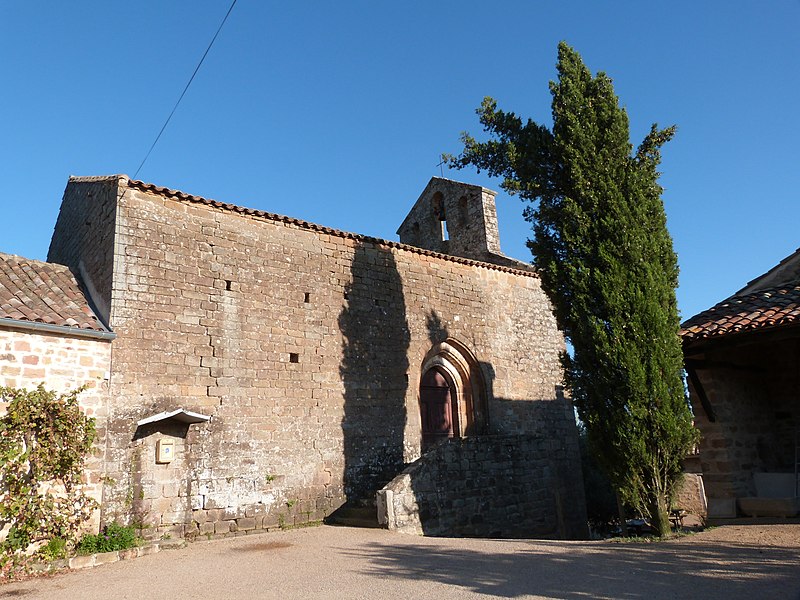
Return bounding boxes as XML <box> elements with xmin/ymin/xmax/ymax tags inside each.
<box><xmin>450</xmin><ymin>41</ymin><xmax>697</xmax><ymax>536</ymax></box>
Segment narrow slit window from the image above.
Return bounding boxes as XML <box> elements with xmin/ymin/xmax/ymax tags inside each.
<box><xmin>304</xmin><ymin>292</ymin><xmax>311</xmax><ymax>303</ymax></box>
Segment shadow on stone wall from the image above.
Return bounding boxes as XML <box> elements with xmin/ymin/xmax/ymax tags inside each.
<box><xmin>395</xmin><ymin>316</ymin><xmax>587</xmax><ymax>538</ymax></box>
<box><xmin>425</xmin><ymin>310</ymin><xmax>448</xmax><ymax>346</ymax></box>
<box><xmin>382</xmin><ymin>430</ymin><xmax>588</xmax><ymax>539</ymax></box>
<box><xmin>487</xmin><ymin>386</ymin><xmax>588</xmax><ymax>538</ymax></box>
<box><xmin>338</xmin><ymin>242</ymin><xmax>410</xmax><ymax>503</ymax></box>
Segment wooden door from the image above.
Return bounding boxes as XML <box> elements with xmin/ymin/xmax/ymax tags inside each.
<box><xmin>420</xmin><ymin>368</ymin><xmax>455</xmax><ymax>451</ymax></box>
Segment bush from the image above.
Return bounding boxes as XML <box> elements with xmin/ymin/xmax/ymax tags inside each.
<box><xmin>0</xmin><ymin>384</ymin><xmax>96</xmax><ymax>575</ymax></box>
<box><xmin>76</xmin><ymin>522</ymin><xmax>139</xmax><ymax>555</ymax></box>
<box><xmin>39</xmin><ymin>537</ymin><xmax>68</xmax><ymax>561</ymax></box>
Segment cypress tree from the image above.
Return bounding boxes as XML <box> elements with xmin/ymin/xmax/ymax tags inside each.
<box><xmin>450</xmin><ymin>42</ymin><xmax>697</xmax><ymax>536</ymax></box>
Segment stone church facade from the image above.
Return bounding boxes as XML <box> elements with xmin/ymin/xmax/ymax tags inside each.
<box><xmin>32</xmin><ymin>174</ymin><xmax>586</xmax><ymax>539</ymax></box>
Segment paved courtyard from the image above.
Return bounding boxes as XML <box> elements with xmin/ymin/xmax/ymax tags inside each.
<box><xmin>1</xmin><ymin>524</ymin><xmax>798</xmax><ymax>599</ymax></box>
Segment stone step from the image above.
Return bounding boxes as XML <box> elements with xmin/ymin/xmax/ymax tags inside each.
<box><xmin>325</xmin><ymin>505</ymin><xmax>382</xmax><ymax>529</ymax></box>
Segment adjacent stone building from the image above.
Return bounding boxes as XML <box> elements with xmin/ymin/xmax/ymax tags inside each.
<box><xmin>5</xmin><ymin>174</ymin><xmax>587</xmax><ymax>540</ymax></box>
<box><xmin>0</xmin><ymin>252</ymin><xmax>115</xmax><ymax>532</ymax></box>
<box><xmin>681</xmin><ymin>247</ymin><xmax>800</xmax><ymax>519</ymax></box>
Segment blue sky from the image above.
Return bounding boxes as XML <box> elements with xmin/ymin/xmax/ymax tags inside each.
<box><xmin>1</xmin><ymin>1</ymin><xmax>798</xmax><ymax>321</ymax></box>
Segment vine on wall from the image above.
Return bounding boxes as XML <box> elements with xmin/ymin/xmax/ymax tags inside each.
<box><xmin>0</xmin><ymin>384</ymin><xmax>97</xmax><ymax>573</ymax></box>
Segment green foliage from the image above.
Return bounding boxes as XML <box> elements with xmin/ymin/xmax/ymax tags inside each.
<box><xmin>0</xmin><ymin>384</ymin><xmax>97</xmax><ymax>570</ymax></box>
<box><xmin>39</xmin><ymin>536</ymin><xmax>68</xmax><ymax>561</ymax></box>
<box><xmin>450</xmin><ymin>42</ymin><xmax>698</xmax><ymax>536</ymax></box>
<box><xmin>76</xmin><ymin>522</ymin><xmax>139</xmax><ymax>555</ymax></box>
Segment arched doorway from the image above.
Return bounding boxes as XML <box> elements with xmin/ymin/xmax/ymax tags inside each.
<box><xmin>417</xmin><ymin>339</ymin><xmax>487</xmax><ymax>453</ymax></box>
<box><xmin>419</xmin><ymin>367</ymin><xmax>457</xmax><ymax>451</ymax></box>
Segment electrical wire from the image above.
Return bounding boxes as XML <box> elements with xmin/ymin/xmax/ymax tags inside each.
<box><xmin>133</xmin><ymin>0</ymin><xmax>238</xmax><ymax>180</ymax></box>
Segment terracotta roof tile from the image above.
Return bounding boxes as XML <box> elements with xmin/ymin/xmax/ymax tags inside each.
<box><xmin>0</xmin><ymin>253</ymin><xmax>107</xmax><ymax>332</ymax></box>
<box><xmin>680</xmin><ymin>284</ymin><xmax>800</xmax><ymax>343</ymax></box>
<box><xmin>123</xmin><ymin>178</ymin><xmax>537</xmax><ymax>278</ymax></box>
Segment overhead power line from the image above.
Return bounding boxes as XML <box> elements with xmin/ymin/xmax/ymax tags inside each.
<box><xmin>133</xmin><ymin>0</ymin><xmax>238</xmax><ymax>180</ymax></box>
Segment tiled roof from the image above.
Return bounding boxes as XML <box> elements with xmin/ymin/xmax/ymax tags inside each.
<box><xmin>120</xmin><ymin>177</ymin><xmax>537</xmax><ymax>278</ymax></box>
<box><xmin>0</xmin><ymin>253</ymin><xmax>107</xmax><ymax>332</ymax></box>
<box><xmin>680</xmin><ymin>284</ymin><xmax>800</xmax><ymax>343</ymax></box>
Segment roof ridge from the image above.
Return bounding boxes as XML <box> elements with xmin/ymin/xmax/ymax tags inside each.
<box><xmin>703</xmin><ymin>282</ymin><xmax>800</xmax><ymax>308</ymax></box>
<box><xmin>69</xmin><ymin>174</ymin><xmax>125</xmax><ymax>183</ymax></box>
<box><xmin>124</xmin><ymin>178</ymin><xmax>537</xmax><ymax>278</ymax></box>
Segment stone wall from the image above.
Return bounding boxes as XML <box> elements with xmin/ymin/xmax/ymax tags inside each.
<box><xmin>0</xmin><ymin>326</ymin><xmax>112</xmax><ymax>532</ymax></box>
<box><xmin>377</xmin><ymin>435</ymin><xmax>588</xmax><ymax>539</ymax></box>
<box><xmin>48</xmin><ymin>176</ymin><xmax>584</xmax><ymax>539</ymax></box>
<box><xmin>673</xmin><ymin>473</ymin><xmax>707</xmax><ymax>520</ymax></box>
<box><xmin>48</xmin><ymin>176</ymin><xmax>119</xmax><ymax>326</ymax></box>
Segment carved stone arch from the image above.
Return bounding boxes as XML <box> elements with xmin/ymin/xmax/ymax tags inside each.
<box><xmin>419</xmin><ymin>339</ymin><xmax>488</xmax><ymax>446</ymax></box>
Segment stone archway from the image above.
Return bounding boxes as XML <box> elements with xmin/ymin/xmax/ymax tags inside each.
<box><xmin>418</xmin><ymin>339</ymin><xmax>488</xmax><ymax>451</ymax></box>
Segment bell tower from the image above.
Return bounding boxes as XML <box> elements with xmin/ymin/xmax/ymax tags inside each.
<box><xmin>396</xmin><ymin>177</ymin><xmax>502</xmax><ymax>262</ymax></box>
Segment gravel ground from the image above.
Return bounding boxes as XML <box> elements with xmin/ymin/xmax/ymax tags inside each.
<box><xmin>1</xmin><ymin>524</ymin><xmax>798</xmax><ymax>600</ymax></box>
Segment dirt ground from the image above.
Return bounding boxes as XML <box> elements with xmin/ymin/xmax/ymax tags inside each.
<box><xmin>1</xmin><ymin>523</ymin><xmax>798</xmax><ymax>600</ymax></box>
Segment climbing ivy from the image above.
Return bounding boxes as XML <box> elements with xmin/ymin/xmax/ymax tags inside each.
<box><xmin>0</xmin><ymin>384</ymin><xmax>97</xmax><ymax>573</ymax></box>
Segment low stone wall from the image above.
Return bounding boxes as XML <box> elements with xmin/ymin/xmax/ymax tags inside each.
<box><xmin>673</xmin><ymin>473</ymin><xmax>707</xmax><ymax>519</ymax></box>
<box><xmin>377</xmin><ymin>435</ymin><xmax>588</xmax><ymax>539</ymax></box>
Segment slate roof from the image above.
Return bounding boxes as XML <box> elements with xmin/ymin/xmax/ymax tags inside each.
<box><xmin>0</xmin><ymin>252</ymin><xmax>107</xmax><ymax>332</ymax></box>
<box><xmin>680</xmin><ymin>284</ymin><xmax>800</xmax><ymax>343</ymax></box>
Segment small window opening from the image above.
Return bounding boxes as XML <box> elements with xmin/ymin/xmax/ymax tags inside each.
<box><xmin>225</xmin><ymin>280</ymin><xmax>232</xmax><ymax>291</ymax></box>
<box><xmin>343</xmin><ymin>292</ymin><xmax>349</xmax><ymax>300</ymax></box>
<box><xmin>304</xmin><ymin>292</ymin><xmax>311</xmax><ymax>303</ymax></box>
<box><xmin>289</xmin><ymin>353</ymin><xmax>299</xmax><ymax>363</ymax></box>
<box><xmin>441</xmin><ymin>220</ymin><xmax>449</xmax><ymax>241</ymax></box>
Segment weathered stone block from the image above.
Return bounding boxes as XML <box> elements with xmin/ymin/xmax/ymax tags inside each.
<box><xmin>69</xmin><ymin>555</ymin><xmax>95</xmax><ymax>570</ymax></box>
<box><xmin>214</xmin><ymin>520</ymin><xmax>234</xmax><ymax>534</ymax></box>
<box><xmin>199</xmin><ymin>522</ymin><xmax>215</xmax><ymax>535</ymax></box>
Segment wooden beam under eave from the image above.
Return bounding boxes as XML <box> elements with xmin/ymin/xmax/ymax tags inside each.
<box><xmin>685</xmin><ymin>366</ymin><xmax>716</xmax><ymax>423</ymax></box>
